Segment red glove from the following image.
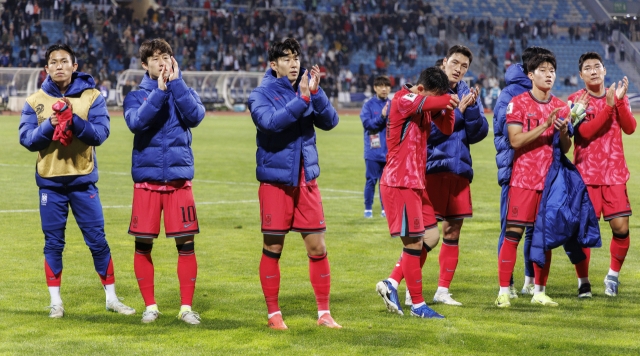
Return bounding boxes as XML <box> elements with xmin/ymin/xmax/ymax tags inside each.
<box><xmin>52</xmin><ymin>99</ymin><xmax>73</xmax><ymax>146</ymax></box>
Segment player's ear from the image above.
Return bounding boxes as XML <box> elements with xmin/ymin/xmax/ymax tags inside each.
<box><xmin>416</xmin><ymin>84</ymin><xmax>425</xmax><ymax>93</ymax></box>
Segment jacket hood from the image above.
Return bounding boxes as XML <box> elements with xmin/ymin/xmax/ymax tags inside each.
<box><xmin>41</xmin><ymin>71</ymin><xmax>95</xmax><ymax>97</ymax></box>
<box><xmin>505</xmin><ymin>63</ymin><xmax>532</xmax><ymax>89</ymax></box>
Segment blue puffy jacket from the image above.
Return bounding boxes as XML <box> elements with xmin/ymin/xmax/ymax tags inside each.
<box><xmin>19</xmin><ymin>72</ymin><xmax>109</xmax><ymax>189</ymax></box>
<box><xmin>427</xmin><ymin>80</ymin><xmax>488</xmax><ymax>182</ymax></box>
<box><xmin>248</xmin><ymin>68</ymin><xmax>339</xmax><ymax>186</ymax></box>
<box><xmin>360</xmin><ymin>95</ymin><xmax>389</xmax><ymax>162</ymax></box>
<box><xmin>493</xmin><ymin>64</ymin><xmax>532</xmax><ymax>186</ymax></box>
<box><xmin>123</xmin><ymin>73</ymin><xmax>205</xmax><ymax>183</ymax></box>
<box><xmin>530</xmin><ymin>131</ymin><xmax>602</xmax><ymax>267</ymax></box>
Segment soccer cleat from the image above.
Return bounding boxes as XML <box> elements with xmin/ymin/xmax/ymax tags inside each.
<box><xmin>509</xmin><ymin>285</ymin><xmax>519</xmax><ymax>299</ymax></box>
<box><xmin>405</xmin><ymin>289</ymin><xmax>412</xmax><ymax>306</ymax></box>
<box><xmin>317</xmin><ymin>313</ymin><xmax>342</xmax><ymax>328</ymax></box>
<box><xmin>364</xmin><ymin>210</ymin><xmax>373</xmax><ymax>219</ymax></box>
<box><xmin>267</xmin><ymin>314</ymin><xmax>288</xmax><ymax>330</ymax></box>
<box><xmin>433</xmin><ymin>291</ymin><xmax>462</xmax><ymax>306</ymax></box>
<box><xmin>531</xmin><ymin>292</ymin><xmax>559</xmax><ymax>307</ymax></box>
<box><xmin>106</xmin><ymin>299</ymin><xmax>136</xmax><ymax>315</ymax></box>
<box><xmin>410</xmin><ymin>304</ymin><xmax>445</xmax><ymax>319</ymax></box>
<box><xmin>141</xmin><ymin>309</ymin><xmax>161</xmax><ymax>323</ymax></box>
<box><xmin>578</xmin><ymin>283</ymin><xmax>592</xmax><ymax>298</ymax></box>
<box><xmin>375</xmin><ymin>280</ymin><xmax>404</xmax><ymax>315</ymax></box>
<box><xmin>521</xmin><ymin>284</ymin><xmax>535</xmax><ymax>296</ymax></box>
<box><xmin>381</xmin><ymin>210</ymin><xmax>386</xmax><ymax>218</ymax></box>
<box><xmin>495</xmin><ymin>293</ymin><xmax>511</xmax><ymax>308</ymax></box>
<box><xmin>178</xmin><ymin>310</ymin><xmax>201</xmax><ymax>325</ymax></box>
<box><xmin>48</xmin><ymin>304</ymin><xmax>64</xmax><ymax>318</ymax></box>
<box><xmin>604</xmin><ymin>275</ymin><xmax>619</xmax><ymax>297</ymax></box>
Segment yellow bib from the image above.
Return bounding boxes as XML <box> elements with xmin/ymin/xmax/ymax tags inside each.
<box><xmin>26</xmin><ymin>88</ymin><xmax>101</xmax><ymax>178</ymax></box>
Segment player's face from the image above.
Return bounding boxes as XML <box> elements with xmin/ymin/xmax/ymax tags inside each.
<box><xmin>528</xmin><ymin>62</ymin><xmax>556</xmax><ymax>92</ymax></box>
<box><xmin>579</xmin><ymin>59</ymin><xmax>606</xmax><ymax>87</ymax></box>
<box><xmin>142</xmin><ymin>50</ymin><xmax>172</xmax><ymax>80</ymax></box>
<box><xmin>270</xmin><ymin>50</ymin><xmax>300</xmax><ymax>84</ymax></box>
<box><xmin>45</xmin><ymin>50</ymin><xmax>77</xmax><ymax>87</ymax></box>
<box><xmin>374</xmin><ymin>85</ymin><xmax>390</xmax><ymax>100</ymax></box>
<box><xmin>443</xmin><ymin>53</ymin><xmax>470</xmax><ymax>85</ymax></box>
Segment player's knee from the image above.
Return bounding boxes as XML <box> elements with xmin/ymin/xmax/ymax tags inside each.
<box><xmin>44</xmin><ymin>229</ymin><xmax>65</xmax><ymax>253</ymax></box>
<box><xmin>423</xmin><ymin>233</ymin><xmax>440</xmax><ymax>251</ymax></box>
<box><xmin>176</xmin><ymin>242</ymin><xmax>195</xmax><ymax>256</ymax></box>
<box><xmin>505</xmin><ymin>230</ymin><xmax>523</xmax><ymax>242</ymax></box>
<box><xmin>135</xmin><ymin>241</ymin><xmax>153</xmax><ymax>255</ymax></box>
<box><xmin>612</xmin><ymin>230</ymin><xmax>630</xmax><ymax>239</ymax></box>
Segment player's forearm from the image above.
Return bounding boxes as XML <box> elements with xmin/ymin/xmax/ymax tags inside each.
<box><xmin>577</xmin><ymin>105</ymin><xmax>612</xmax><ymax>140</ymax></box>
<box><xmin>508</xmin><ymin>124</ymin><xmax>548</xmax><ymax>149</ymax></box>
<box><xmin>560</xmin><ymin>132</ymin><xmax>572</xmax><ymax>154</ymax></box>
<box><xmin>433</xmin><ymin>109</ymin><xmax>455</xmax><ymax>135</ymax></box>
<box><xmin>616</xmin><ymin>98</ymin><xmax>637</xmax><ymax>134</ymax></box>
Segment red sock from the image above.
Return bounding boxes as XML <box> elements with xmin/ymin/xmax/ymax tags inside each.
<box><xmin>533</xmin><ymin>250</ymin><xmax>552</xmax><ymax>286</ymax></box>
<box><xmin>438</xmin><ymin>239</ymin><xmax>459</xmax><ymax>288</ymax></box>
<box><xmin>177</xmin><ymin>243</ymin><xmax>197</xmax><ymax>306</ymax></box>
<box><xmin>98</xmin><ymin>258</ymin><xmax>115</xmax><ymax>285</ymax></box>
<box><xmin>260</xmin><ymin>249</ymin><xmax>281</xmax><ymax>314</ymax></box>
<box><xmin>402</xmin><ymin>249</ymin><xmax>424</xmax><ymax>304</ymax></box>
<box><xmin>44</xmin><ymin>260</ymin><xmax>62</xmax><ymax>287</ymax></box>
<box><xmin>610</xmin><ymin>234</ymin><xmax>630</xmax><ymax>272</ymax></box>
<box><xmin>574</xmin><ymin>248</ymin><xmax>591</xmax><ymax>278</ymax></box>
<box><xmin>389</xmin><ymin>244</ymin><xmax>428</xmax><ymax>283</ymax></box>
<box><xmin>498</xmin><ymin>237</ymin><xmax>519</xmax><ymax>287</ymax></box>
<box><xmin>309</xmin><ymin>253</ymin><xmax>331</xmax><ymax>311</ymax></box>
<box><xmin>134</xmin><ymin>243</ymin><xmax>155</xmax><ymax>306</ymax></box>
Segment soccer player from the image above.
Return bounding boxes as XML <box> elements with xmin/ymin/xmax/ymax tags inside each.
<box><xmin>123</xmin><ymin>39</ymin><xmax>205</xmax><ymax>324</ymax></box>
<box><xmin>424</xmin><ymin>45</ymin><xmax>488</xmax><ymax>306</ymax></box>
<box><xmin>248</xmin><ymin>38</ymin><xmax>341</xmax><ymax>330</ymax></box>
<box><xmin>493</xmin><ymin>46</ymin><xmax>553</xmax><ymax>297</ymax></box>
<box><xmin>19</xmin><ymin>43</ymin><xmax>135</xmax><ymax>318</ymax></box>
<box><xmin>360</xmin><ymin>75</ymin><xmax>391</xmax><ymax>219</ymax></box>
<box><xmin>495</xmin><ymin>53</ymin><xmax>571</xmax><ymax>308</ymax></box>
<box><xmin>375</xmin><ymin>66</ymin><xmax>459</xmax><ymax>319</ymax></box>
<box><xmin>568</xmin><ymin>52</ymin><xmax>636</xmax><ymax>297</ymax></box>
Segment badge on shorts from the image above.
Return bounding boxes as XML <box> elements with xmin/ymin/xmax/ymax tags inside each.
<box><xmin>414</xmin><ymin>218</ymin><xmax>420</xmax><ymax>229</ymax></box>
<box><xmin>265</xmin><ymin>214</ymin><xmax>272</xmax><ymax>226</ymax></box>
<box><xmin>41</xmin><ymin>193</ymin><xmax>47</xmax><ymax>205</ymax></box>
<box><xmin>511</xmin><ymin>206</ymin><xmax>518</xmax><ymax>217</ymax></box>
<box><xmin>132</xmin><ymin>216</ymin><xmax>138</xmax><ymax>228</ymax></box>
<box><xmin>369</xmin><ymin>133</ymin><xmax>381</xmax><ymax>148</ymax></box>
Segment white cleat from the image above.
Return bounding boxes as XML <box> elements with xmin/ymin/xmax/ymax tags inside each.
<box><xmin>48</xmin><ymin>304</ymin><xmax>64</xmax><ymax>318</ymax></box>
<box><xmin>141</xmin><ymin>309</ymin><xmax>161</xmax><ymax>323</ymax></box>
<box><xmin>433</xmin><ymin>291</ymin><xmax>463</xmax><ymax>306</ymax></box>
<box><xmin>178</xmin><ymin>310</ymin><xmax>201</xmax><ymax>325</ymax></box>
<box><xmin>106</xmin><ymin>299</ymin><xmax>136</xmax><ymax>315</ymax></box>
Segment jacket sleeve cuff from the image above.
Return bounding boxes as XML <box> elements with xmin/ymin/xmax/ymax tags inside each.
<box><xmin>71</xmin><ymin>114</ymin><xmax>87</xmax><ymax>135</ymax></box>
<box><xmin>41</xmin><ymin>118</ymin><xmax>55</xmax><ymax>137</ymax></box>
<box><xmin>310</xmin><ymin>88</ymin><xmax>319</xmax><ymax>95</ymax></box>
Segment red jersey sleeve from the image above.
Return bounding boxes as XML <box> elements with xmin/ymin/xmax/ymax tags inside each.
<box><xmin>505</xmin><ymin>99</ymin><xmax>524</xmax><ymax>126</ymax></box>
<box><xmin>577</xmin><ymin>104</ymin><xmax>613</xmax><ymax>140</ymax></box>
<box><xmin>616</xmin><ymin>95</ymin><xmax>637</xmax><ymax>134</ymax></box>
<box><xmin>396</xmin><ymin>92</ymin><xmax>426</xmax><ymax>117</ymax></box>
<box><xmin>433</xmin><ymin>109</ymin><xmax>455</xmax><ymax>135</ymax></box>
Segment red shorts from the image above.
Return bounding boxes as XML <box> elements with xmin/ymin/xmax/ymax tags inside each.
<box><xmin>259</xmin><ymin>182</ymin><xmax>326</xmax><ymax>235</ymax></box>
<box><xmin>380</xmin><ymin>185</ymin><xmax>438</xmax><ymax>238</ymax></box>
<box><xmin>426</xmin><ymin>172</ymin><xmax>473</xmax><ymax>221</ymax></box>
<box><xmin>586</xmin><ymin>184</ymin><xmax>632</xmax><ymax>221</ymax></box>
<box><xmin>128</xmin><ymin>183</ymin><xmax>199</xmax><ymax>238</ymax></box>
<box><xmin>506</xmin><ymin>186</ymin><xmax>542</xmax><ymax>226</ymax></box>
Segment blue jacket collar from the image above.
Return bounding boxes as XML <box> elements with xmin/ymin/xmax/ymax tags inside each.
<box><xmin>505</xmin><ymin>63</ymin><xmax>532</xmax><ymax>89</ymax></box>
<box><xmin>41</xmin><ymin>71</ymin><xmax>95</xmax><ymax>97</ymax></box>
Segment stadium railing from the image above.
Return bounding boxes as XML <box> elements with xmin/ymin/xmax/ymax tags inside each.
<box><xmin>0</xmin><ymin>68</ymin><xmax>42</xmax><ymax>112</ymax></box>
<box><xmin>116</xmin><ymin>70</ymin><xmax>265</xmax><ymax>110</ymax></box>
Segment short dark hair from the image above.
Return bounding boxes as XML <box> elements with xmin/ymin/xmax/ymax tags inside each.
<box><xmin>522</xmin><ymin>46</ymin><xmax>553</xmax><ymax>73</ymax></box>
<box><xmin>578</xmin><ymin>52</ymin><xmax>603</xmax><ymax>71</ymax></box>
<box><xmin>416</xmin><ymin>66</ymin><xmax>450</xmax><ymax>95</ymax></box>
<box><xmin>526</xmin><ymin>53</ymin><xmax>557</xmax><ymax>73</ymax></box>
<box><xmin>268</xmin><ymin>38</ymin><xmax>301</xmax><ymax>62</ymax></box>
<box><xmin>46</xmin><ymin>43</ymin><xmax>75</xmax><ymax>64</ymax></box>
<box><xmin>373</xmin><ymin>75</ymin><xmax>391</xmax><ymax>87</ymax></box>
<box><xmin>139</xmin><ymin>38</ymin><xmax>173</xmax><ymax>64</ymax></box>
<box><xmin>434</xmin><ymin>58</ymin><xmax>443</xmax><ymax>67</ymax></box>
<box><xmin>446</xmin><ymin>45</ymin><xmax>473</xmax><ymax>64</ymax></box>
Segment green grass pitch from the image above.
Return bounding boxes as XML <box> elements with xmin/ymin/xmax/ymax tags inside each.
<box><xmin>1</xmin><ymin>113</ymin><xmax>639</xmax><ymax>355</ymax></box>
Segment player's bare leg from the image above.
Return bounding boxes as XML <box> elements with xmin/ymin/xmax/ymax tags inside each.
<box><xmin>262</xmin><ymin>234</ymin><xmax>287</xmax><ymax>329</ymax></box>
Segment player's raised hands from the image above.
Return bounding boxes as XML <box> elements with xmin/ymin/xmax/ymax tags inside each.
<box><xmin>299</xmin><ymin>70</ymin><xmax>310</xmax><ymax>98</ymax></box>
<box><xmin>157</xmin><ymin>65</ymin><xmax>167</xmax><ymax>91</ymax></box>
<box><xmin>382</xmin><ymin>101</ymin><xmax>389</xmax><ymax>118</ymax></box>
<box><xmin>606</xmin><ymin>82</ymin><xmax>616</xmax><ymax>107</ymax></box>
<box><xmin>615</xmin><ymin>76</ymin><xmax>628</xmax><ymax>100</ymax></box>
<box><xmin>169</xmin><ymin>56</ymin><xmax>180</xmax><ymax>82</ymax></box>
<box><xmin>447</xmin><ymin>94</ymin><xmax>460</xmax><ymax>111</ymax></box>
<box><xmin>545</xmin><ymin>107</ymin><xmax>562</xmax><ymax>129</ymax></box>
<box><xmin>309</xmin><ymin>64</ymin><xmax>321</xmax><ymax>92</ymax></box>
<box><xmin>458</xmin><ymin>86</ymin><xmax>479</xmax><ymax>113</ymax></box>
